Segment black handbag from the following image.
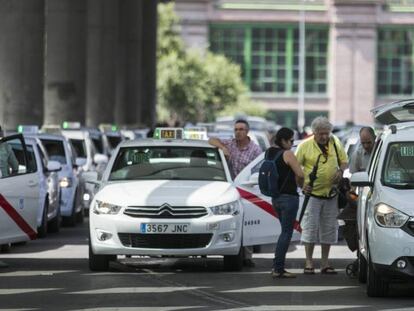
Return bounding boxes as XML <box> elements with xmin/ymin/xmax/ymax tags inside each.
<box><xmin>332</xmin><ymin>140</ymin><xmax>348</xmax><ymax>210</ymax></box>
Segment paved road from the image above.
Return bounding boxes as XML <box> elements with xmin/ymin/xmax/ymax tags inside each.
<box><xmin>0</xmin><ymin>220</ymin><xmax>413</xmax><ymax>311</ymax></box>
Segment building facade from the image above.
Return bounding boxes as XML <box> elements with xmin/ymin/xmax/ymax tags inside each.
<box><xmin>174</xmin><ymin>0</ymin><xmax>414</xmax><ymax>128</ymax></box>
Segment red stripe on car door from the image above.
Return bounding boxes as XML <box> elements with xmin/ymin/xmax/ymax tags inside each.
<box><xmin>237</xmin><ymin>187</ymin><xmax>302</xmax><ymax>233</ymax></box>
<box><xmin>0</xmin><ymin>194</ymin><xmax>37</xmax><ymax>240</ymax></box>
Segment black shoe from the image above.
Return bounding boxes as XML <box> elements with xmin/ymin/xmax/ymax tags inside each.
<box><xmin>243</xmin><ymin>259</ymin><xmax>255</xmax><ymax>267</ymax></box>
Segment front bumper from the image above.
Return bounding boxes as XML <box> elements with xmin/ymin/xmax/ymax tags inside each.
<box><xmin>90</xmin><ymin>212</ymin><xmax>242</xmax><ymax>256</ymax></box>
<box><xmin>373</xmin><ymin>257</ymin><xmax>414</xmax><ymax>280</ymax></box>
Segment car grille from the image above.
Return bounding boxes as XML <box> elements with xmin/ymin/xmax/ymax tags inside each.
<box><xmin>124</xmin><ymin>205</ymin><xmax>208</xmax><ymax>219</ymax></box>
<box><xmin>118</xmin><ymin>233</ymin><xmax>213</xmax><ymax>249</ymax></box>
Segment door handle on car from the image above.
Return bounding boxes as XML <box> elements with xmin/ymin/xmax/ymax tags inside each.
<box><xmin>28</xmin><ymin>180</ymin><xmax>38</xmax><ymax>187</ymax></box>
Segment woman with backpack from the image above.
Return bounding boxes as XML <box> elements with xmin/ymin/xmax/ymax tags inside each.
<box><xmin>269</xmin><ymin>127</ymin><xmax>304</xmax><ymax>278</ymax></box>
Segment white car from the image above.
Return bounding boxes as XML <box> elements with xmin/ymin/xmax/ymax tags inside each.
<box><xmin>37</xmin><ymin>134</ymin><xmax>84</xmax><ymax>226</ymax></box>
<box><xmin>24</xmin><ymin>137</ymin><xmax>62</xmax><ymax>237</ymax></box>
<box><xmin>0</xmin><ymin>134</ymin><xmax>39</xmax><ymax>247</ymax></box>
<box><xmin>351</xmin><ymin>99</ymin><xmax>414</xmax><ymax>297</ymax></box>
<box><xmin>87</xmin><ymin>129</ymin><xmax>299</xmax><ymax>271</ymax></box>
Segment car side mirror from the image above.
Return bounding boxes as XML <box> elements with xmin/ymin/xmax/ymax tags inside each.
<box><xmin>75</xmin><ymin>157</ymin><xmax>87</xmax><ymax>168</ymax></box>
<box><xmin>240</xmin><ymin>172</ymin><xmax>259</xmax><ymax>186</ymax></box>
<box><xmin>47</xmin><ymin>160</ymin><xmax>61</xmax><ymax>172</ymax></box>
<box><xmin>83</xmin><ymin>171</ymin><xmax>100</xmax><ymax>186</ymax></box>
<box><xmin>350</xmin><ymin>171</ymin><xmax>372</xmax><ymax>187</ymax></box>
<box><xmin>94</xmin><ymin>153</ymin><xmax>108</xmax><ymax>165</ymax></box>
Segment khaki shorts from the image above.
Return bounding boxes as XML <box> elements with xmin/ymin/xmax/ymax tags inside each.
<box><xmin>300</xmin><ymin>196</ymin><xmax>339</xmax><ymax>244</ymax></box>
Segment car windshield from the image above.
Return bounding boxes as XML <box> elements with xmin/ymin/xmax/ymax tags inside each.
<box><xmin>109</xmin><ymin>146</ymin><xmax>226</xmax><ymax>181</ymax></box>
<box><xmin>92</xmin><ymin>137</ymin><xmax>104</xmax><ymax>154</ymax></box>
<box><xmin>383</xmin><ymin>142</ymin><xmax>414</xmax><ymax>188</ymax></box>
<box><xmin>107</xmin><ymin>136</ymin><xmax>122</xmax><ymax>149</ymax></box>
<box><xmin>69</xmin><ymin>139</ymin><xmax>87</xmax><ymax>158</ymax></box>
<box><xmin>40</xmin><ymin>139</ymin><xmax>67</xmax><ymax>164</ymax></box>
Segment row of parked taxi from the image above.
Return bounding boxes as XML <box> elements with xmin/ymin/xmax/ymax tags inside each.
<box><xmin>0</xmin><ymin>123</ymin><xmax>144</xmax><ymax>250</ymax></box>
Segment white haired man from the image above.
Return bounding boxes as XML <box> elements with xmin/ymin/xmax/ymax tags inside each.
<box><xmin>295</xmin><ymin>116</ymin><xmax>348</xmax><ymax>274</ymax></box>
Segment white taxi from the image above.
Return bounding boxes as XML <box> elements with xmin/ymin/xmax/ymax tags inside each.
<box><xmin>88</xmin><ymin>128</ymin><xmax>297</xmax><ymax>271</ymax></box>
<box><xmin>351</xmin><ymin>99</ymin><xmax>414</xmax><ymax>297</ymax></box>
<box><xmin>0</xmin><ymin>134</ymin><xmax>39</xmax><ymax>247</ymax></box>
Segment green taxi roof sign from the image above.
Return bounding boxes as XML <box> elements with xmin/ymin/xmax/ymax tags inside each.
<box><xmin>153</xmin><ymin>128</ymin><xmax>183</xmax><ymax>139</ymax></box>
<box><xmin>62</xmin><ymin>121</ymin><xmax>81</xmax><ymax>129</ymax></box>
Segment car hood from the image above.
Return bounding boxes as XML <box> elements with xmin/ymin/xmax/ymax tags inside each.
<box><xmin>382</xmin><ymin>187</ymin><xmax>414</xmax><ymax>216</ymax></box>
<box><xmin>95</xmin><ymin>180</ymin><xmax>239</xmax><ymax>207</ymax></box>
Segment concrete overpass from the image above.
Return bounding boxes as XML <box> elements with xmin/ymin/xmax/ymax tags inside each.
<box><xmin>0</xmin><ymin>0</ymin><xmax>158</xmax><ymax>130</ymax></box>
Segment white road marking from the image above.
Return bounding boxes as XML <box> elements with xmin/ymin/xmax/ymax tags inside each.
<box><xmin>223</xmin><ymin>286</ymin><xmax>359</xmax><ymax>293</ymax></box>
<box><xmin>78</xmin><ymin>308</ymin><xmax>203</xmax><ymax>311</ymax></box>
<box><xmin>67</xmin><ymin>287</ymin><xmax>208</xmax><ymax>294</ymax></box>
<box><xmin>0</xmin><ymin>288</ymin><xmax>61</xmax><ymax>295</ymax></box>
<box><xmin>0</xmin><ymin>270</ymin><xmax>75</xmax><ymax>277</ymax></box>
<box><xmin>216</xmin><ymin>305</ymin><xmax>364</xmax><ymax>311</ymax></box>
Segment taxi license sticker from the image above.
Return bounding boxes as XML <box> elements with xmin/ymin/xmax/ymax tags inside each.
<box><xmin>140</xmin><ymin>223</ymin><xmax>189</xmax><ymax>233</ymax></box>
<box><xmin>400</xmin><ymin>145</ymin><xmax>414</xmax><ymax>157</ymax></box>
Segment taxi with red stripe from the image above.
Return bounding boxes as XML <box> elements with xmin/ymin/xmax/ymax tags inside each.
<box><xmin>86</xmin><ymin>127</ymin><xmax>298</xmax><ymax>271</ymax></box>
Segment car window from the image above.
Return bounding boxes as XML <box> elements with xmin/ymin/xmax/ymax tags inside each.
<box><xmin>251</xmin><ymin>159</ymin><xmax>264</xmax><ymax>175</ymax></box>
<box><xmin>107</xmin><ymin>136</ymin><xmax>122</xmax><ymax>149</ymax></box>
<box><xmin>382</xmin><ymin>142</ymin><xmax>414</xmax><ymax>188</ymax></box>
<box><xmin>0</xmin><ymin>136</ymin><xmax>33</xmax><ymax>177</ymax></box>
<box><xmin>70</xmin><ymin>139</ymin><xmax>87</xmax><ymax>158</ymax></box>
<box><xmin>109</xmin><ymin>146</ymin><xmax>226</xmax><ymax>181</ymax></box>
<box><xmin>40</xmin><ymin>139</ymin><xmax>67</xmax><ymax>164</ymax></box>
<box><xmin>92</xmin><ymin>137</ymin><xmax>104</xmax><ymax>154</ymax></box>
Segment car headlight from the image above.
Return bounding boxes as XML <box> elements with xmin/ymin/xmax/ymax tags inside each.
<box><xmin>59</xmin><ymin>177</ymin><xmax>72</xmax><ymax>188</ymax></box>
<box><xmin>93</xmin><ymin>200</ymin><xmax>122</xmax><ymax>215</ymax></box>
<box><xmin>210</xmin><ymin>201</ymin><xmax>240</xmax><ymax>215</ymax></box>
<box><xmin>374</xmin><ymin>203</ymin><xmax>409</xmax><ymax>228</ymax></box>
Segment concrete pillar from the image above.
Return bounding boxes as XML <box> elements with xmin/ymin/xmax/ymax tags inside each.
<box><xmin>0</xmin><ymin>0</ymin><xmax>44</xmax><ymax>130</ymax></box>
<box><xmin>329</xmin><ymin>0</ymin><xmax>381</xmax><ymax>125</ymax></box>
<box><xmin>85</xmin><ymin>0</ymin><xmax>118</xmax><ymax>127</ymax></box>
<box><xmin>44</xmin><ymin>0</ymin><xmax>86</xmax><ymax>126</ymax></box>
<box><xmin>140</xmin><ymin>0</ymin><xmax>157</xmax><ymax>127</ymax></box>
<box><xmin>114</xmin><ymin>0</ymin><xmax>143</xmax><ymax>126</ymax></box>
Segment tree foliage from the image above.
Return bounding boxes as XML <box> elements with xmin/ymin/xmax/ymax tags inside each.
<box><xmin>157</xmin><ymin>3</ymin><xmax>264</xmax><ymax>124</ymax></box>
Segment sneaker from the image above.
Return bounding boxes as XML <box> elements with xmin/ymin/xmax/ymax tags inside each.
<box><xmin>243</xmin><ymin>259</ymin><xmax>255</xmax><ymax>267</ymax></box>
<box><xmin>271</xmin><ymin>270</ymin><xmax>296</xmax><ymax>278</ymax></box>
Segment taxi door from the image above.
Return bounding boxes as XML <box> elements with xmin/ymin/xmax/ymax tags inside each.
<box><xmin>234</xmin><ymin>153</ymin><xmax>302</xmax><ymax>246</ymax></box>
<box><xmin>0</xmin><ymin>134</ymin><xmax>39</xmax><ymax>244</ymax></box>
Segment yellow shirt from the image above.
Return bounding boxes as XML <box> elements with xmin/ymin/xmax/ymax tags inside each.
<box><xmin>295</xmin><ymin>135</ymin><xmax>348</xmax><ymax>197</ymax></box>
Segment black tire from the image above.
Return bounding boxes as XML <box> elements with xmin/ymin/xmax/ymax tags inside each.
<box><xmin>76</xmin><ymin>206</ymin><xmax>84</xmax><ymax>224</ymax></box>
<box><xmin>0</xmin><ymin>244</ymin><xmax>11</xmax><ymax>253</ymax></box>
<box><xmin>223</xmin><ymin>247</ymin><xmax>244</xmax><ymax>271</ymax></box>
<box><xmin>37</xmin><ymin>200</ymin><xmax>48</xmax><ymax>238</ymax></box>
<box><xmin>88</xmin><ymin>239</ymin><xmax>115</xmax><ymax>271</ymax></box>
<box><xmin>367</xmin><ymin>251</ymin><xmax>389</xmax><ymax>297</ymax></box>
<box><xmin>48</xmin><ymin>204</ymin><xmax>61</xmax><ymax>233</ymax></box>
<box><xmin>358</xmin><ymin>251</ymin><xmax>367</xmax><ymax>284</ymax></box>
<box><xmin>63</xmin><ymin>190</ymin><xmax>77</xmax><ymax>227</ymax></box>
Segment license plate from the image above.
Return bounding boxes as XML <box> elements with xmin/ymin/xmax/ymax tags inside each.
<box><xmin>140</xmin><ymin>223</ymin><xmax>189</xmax><ymax>234</ymax></box>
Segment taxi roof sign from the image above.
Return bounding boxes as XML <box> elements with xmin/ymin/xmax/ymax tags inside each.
<box><xmin>18</xmin><ymin>125</ymin><xmax>39</xmax><ymax>134</ymax></box>
<box><xmin>184</xmin><ymin>127</ymin><xmax>208</xmax><ymax>140</ymax></box>
<box><xmin>99</xmin><ymin>123</ymin><xmax>118</xmax><ymax>132</ymax></box>
<box><xmin>62</xmin><ymin>121</ymin><xmax>81</xmax><ymax>129</ymax></box>
<box><xmin>153</xmin><ymin>128</ymin><xmax>183</xmax><ymax>140</ymax></box>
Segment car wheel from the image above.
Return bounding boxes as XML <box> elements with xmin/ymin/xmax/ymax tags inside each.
<box><xmin>88</xmin><ymin>239</ymin><xmax>115</xmax><ymax>271</ymax></box>
<box><xmin>63</xmin><ymin>190</ymin><xmax>77</xmax><ymax>227</ymax></box>
<box><xmin>223</xmin><ymin>247</ymin><xmax>243</xmax><ymax>271</ymax></box>
<box><xmin>37</xmin><ymin>200</ymin><xmax>48</xmax><ymax>238</ymax></box>
<box><xmin>358</xmin><ymin>251</ymin><xmax>367</xmax><ymax>284</ymax></box>
<box><xmin>76</xmin><ymin>205</ymin><xmax>84</xmax><ymax>224</ymax></box>
<box><xmin>367</xmin><ymin>251</ymin><xmax>389</xmax><ymax>297</ymax></box>
<box><xmin>48</xmin><ymin>204</ymin><xmax>61</xmax><ymax>233</ymax></box>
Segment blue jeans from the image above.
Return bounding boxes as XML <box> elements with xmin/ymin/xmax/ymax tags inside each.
<box><xmin>272</xmin><ymin>194</ymin><xmax>299</xmax><ymax>273</ymax></box>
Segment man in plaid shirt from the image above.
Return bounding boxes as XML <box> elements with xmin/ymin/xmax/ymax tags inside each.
<box><xmin>209</xmin><ymin>119</ymin><xmax>262</xmax><ymax>178</ymax></box>
<box><xmin>209</xmin><ymin>119</ymin><xmax>262</xmax><ymax>267</ymax></box>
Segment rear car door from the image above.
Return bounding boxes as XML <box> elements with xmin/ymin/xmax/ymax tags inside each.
<box><xmin>0</xmin><ymin>134</ymin><xmax>39</xmax><ymax>244</ymax></box>
<box><xmin>234</xmin><ymin>153</ymin><xmax>301</xmax><ymax>246</ymax></box>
